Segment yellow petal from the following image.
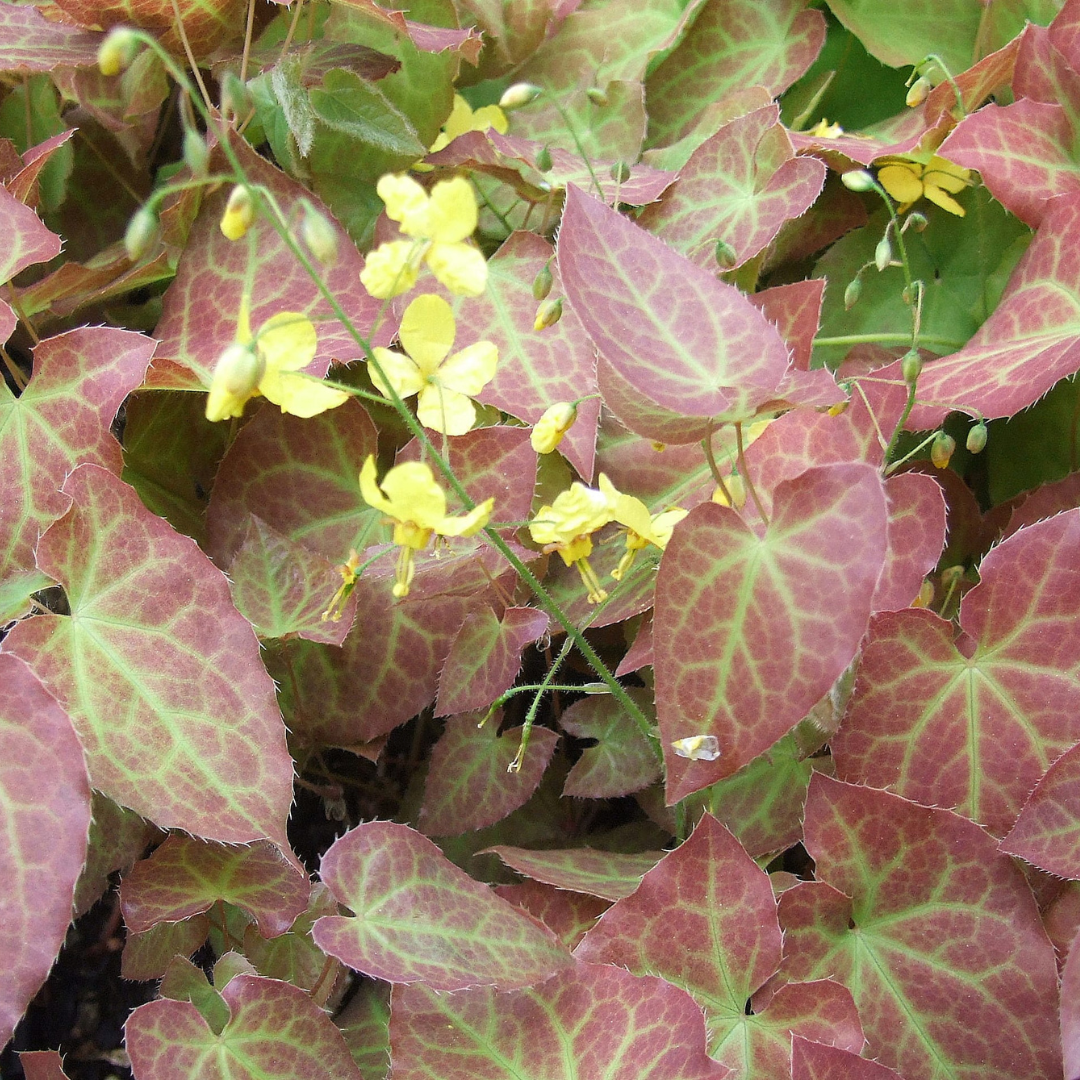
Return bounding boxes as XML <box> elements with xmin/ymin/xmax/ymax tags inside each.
<box><xmin>473</xmin><ymin>103</ymin><xmax>508</xmax><ymax>135</ymax></box>
<box><xmin>436</xmin><ymin>496</ymin><xmax>494</xmax><ymax>538</ymax></box>
<box><xmin>257</xmin><ymin>312</ymin><xmax>317</xmax><ymax>374</ymax></box>
<box><xmin>379</xmin><ymin>460</ymin><xmax>449</xmax><ymax>528</ymax></box>
<box><xmin>649</xmin><ymin>507</ymin><xmax>688</xmax><ymax>548</ymax></box>
<box><xmin>377</xmin><ymin>173</ymin><xmax>429</xmax><ymax>233</ymax></box>
<box><xmin>529</xmin><ymin>483</ymin><xmax>613</xmax><ymax>547</ymax></box>
<box><xmin>370</xmin><ymin>346</ymin><xmax>425</xmax><ymax>401</ymax></box>
<box><xmin>360</xmin><ymin>240</ymin><xmax>419</xmax><ymax>300</ymax></box>
<box><xmin>437</xmin><ymin>340</ymin><xmax>498</xmax><ymax>397</ymax></box>
<box><xmin>359</xmin><ymin>456</ymin><xmax>396</xmax><ymax>517</ymax></box>
<box><xmin>259</xmin><ymin>369</ymin><xmax>348</xmax><ymax>418</ymax></box>
<box><xmin>925</xmin><ymin>156</ymin><xmax>970</xmax><ymax>192</ymax></box>
<box><xmin>426</xmin><ymin>241</ymin><xmax>488</xmax><ymax>297</ymax></box>
<box><xmin>398</xmin><ymin>293</ymin><xmax>455</xmax><ymax>373</ymax></box>
<box><xmin>424</xmin><ymin>176</ymin><xmax>478</xmax><ymax>244</ymax></box>
<box><xmin>440</xmin><ymin>94</ymin><xmax>476</xmax><ymax>143</ymax></box>
<box><xmin>530</xmin><ymin>401</ymin><xmax>577</xmax><ymax>454</ymax></box>
<box><xmin>205</xmin><ymin>342</ymin><xmax>263</xmax><ymax>422</ymax></box>
<box><xmin>416</xmin><ymin>384</ymin><xmax>477</xmax><ymax>436</ymax></box>
<box><xmin>877</xmin><ymin>163</ymin><xmax>923</xmax><ymax>204</ymax></box>
<box><xmin>923</xmin><ymin>184</ymin><xmax>966</xmax><ymax>216</ymax></box>
<box><xmin>599</xmin><ymin>474</ymin><xmax>653</xmax><ymax>540</ymax></box>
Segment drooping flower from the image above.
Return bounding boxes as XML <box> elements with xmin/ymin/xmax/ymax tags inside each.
<box><xmin>875</xmin><ymin>155</ymin><xmax>971</xmax><ymax>216</ymax></box>
<box><xmin>205</xmin><ymin>301</ymin><xmax>348</xmax><ymax>421</ymax></box>
<box><xmin>598</xmin><ymin>475</ymin><xmax>687</xmax><ymax>581</ymax></box>
<box><xmin>429</xmin><ymin>94</ymin><xmax>508</xmax><ymax>155</ymax></box>
<box><xmin>220</xmin><ymin>185</ymin><xmax>256</xmax><ymax>240</ymax></box>
<box><xmin>360</xmin><ymin>174</ymin><xmax>487</xmax><ymax>299</ymax></box>
<box><xmin>359</xmin><ymin>456</ymin><xmax>493</xmax><ymax>598</ymax></box>
<box><xmin>530</xmin><ymin>401</ymin><xmax>578</xmax><ymax>454</ymax></box>
<box><xmin>529</xmin><ymin>481</ymin><xmax>616</xmax><ymax>604</ymax></box>
<box><xmin>370</xmin><ymin>293</ymin><xmax>497</xmax><ymax>436</ymax></box>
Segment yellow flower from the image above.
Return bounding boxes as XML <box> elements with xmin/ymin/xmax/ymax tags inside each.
<box><xmin>205</xmin><ymin>302</ymin><xmax>348</xmax><ymax>421</ymax></box>
<box><xmin>598</xmin><ymin>475</ymin><xmax>687</xmax><ymax>581</ymax></box>
<box><xmin>530</xmin><ymin>401</ymin><xmax>578</xmax><ymax>454</ymax></box>
<box><xmin>359</xmin><ymin>456</ymin><xmax>493</xmax><ymax>598</ymax></box>
<box><xmin>360</xmin><ymin>174</ymin><xmax>487</xmax><ymax>299</ymax></box>
<box><xmin>875</xmin><ymin>155</ymin><xmax>971</xmax><ymax>216</ymax></box>
<box><xmin>529</xmin><ymin>481</ymin><xmax>616</xmax><ymax>604</ymax></box>
<box><xmin>429</xmin><ymin>94</ymin><xmax>508</xmax><ymax>155</ymax></box>
<box><xmin>220</xmin><ymin>185</ymin><xmax>255</xmax><ymax>240</ymax></box>
<box><xmin>807</xmin><ymin>118</ymin><xmax>843</xmax><ymax>139</ymax></box>
<box><xmin>370</xmin><ymin>293</ymin><xmax>497</xmax><ymax>436</ymax></box>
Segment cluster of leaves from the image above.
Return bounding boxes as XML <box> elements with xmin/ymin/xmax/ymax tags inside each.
<box><xmin>6</xmin><ymin>0</ymin><xmax>1080</xmax><ymax>1077</ymax></box>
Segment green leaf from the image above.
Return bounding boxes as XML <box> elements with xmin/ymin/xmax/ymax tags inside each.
<box><xmin>310</xmin><ymin>69</ymin><xmax>426</xmax><ymax>158</ymax></box>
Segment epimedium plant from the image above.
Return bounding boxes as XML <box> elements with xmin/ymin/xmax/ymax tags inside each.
<box><xmin>3</xmin><ymin>0</ymin><xmax>1080</xmax><ymax>1078</ymax></box>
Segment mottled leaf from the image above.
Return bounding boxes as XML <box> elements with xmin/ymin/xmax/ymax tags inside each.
<box><xmin>646</xmin><ymin>0</ymin><xmax>825</xmax><ymax>147</ymax></box>
<box><xmin>228</xmin><ymin>516</ymin><xmax>356</xmax><ymax>645</ymax></box>
<box><xmin>1063</xmin><ymin>930</ymin><xmax>1080</xmax><ymax>1079</ymax></box>
<box><xmin>419</xmin><ymin>712</ymin><xmax>560</xmax><ymax>836</ymax></box>
<box><xmin>560</xmin><ymin>689</ymin><xmax>661</xmax><ymax>799</ymax></box>
<box><xmin>18</xmin><ymin>1051</ymin><xmax>73</xmax><ymax>1080</ymax></box>
<box><xmin>73</xmin><ymin>791</ymin><xmax>157</xmax><ymax>918</ymax></box>
<box><xmin>0</xmin><ymin>327</ymin><xmax>154</xmax><ymax>579</ymax></box>
<box><xmin>336</xmin><ymin>978</ymin><xmax>390</xmax><ymax>1080</ymax></box>
<box><xmin>0</xmin><ymin>182</ymin><xmax>61</xmax><ymax>286</ymax></box>
<box><xmin>495</xmin><ymin>881</ymin><xmax>610</xmax><ymax>950</ymax></box>
<box><xmin>151</xmin><ymin>135</ymin><xmax>387</xmax><ymax>392</ymax></box>
<box><xmin>778</xmin><ymin>775</ymin><xmax>1060</xmax><ymax>1080</ymax></box>
<box><xmin>390</xmin><ymin>962</ymin><xmax>730</xmax><ymax>1080</ymax></box>
<box><xmin>456</xmin><ymin>231</ymin><xmax>600</xmax><ymax>480</ymax></box>
<box><xmin>872</xmin><ymin>472</ymin><xmax>947</xmax><ymax>611</ymax></box>
<box><xmin>834</xmin><ymin>509</ymin><xmax>1080</xmax><ymax>836</ymax></box>
<box><xmin>639</xmin><ymin>106</ymin><xmax>825</xmax><ymax>270</ymax></box>
<box><xmin>791</xmin><ymin>1037</ymin><xmax>902</xmax><ymax>1080</ymax></box>
<box><xmin>559</xmin><ymin>186</ymin><xmax>791</xmax><ymax>424</ymax></box>
<box><xmin>484</xmin><ymin>846</ymin><xmax>663</xmax><ymax>901</ymax></box>
<box><xmin>121</xmin><ymin>916</ymin><xmax>210</xmax><ymax>982</ymax></box>
<box><xmin>0</xmin><ymin>654</ymin><xmax>91</xmax><ymax>1049</ymax></box>
<box><xmin>125</xmin><ymin>974</ymin><xmax>363</xmax><ymax>1079</ymax></box>
<box><xmin>4</xmin><ymin>466</ymin><xmax>295</xmax><ymax>847</ymax></box>
<box><xmin>655</xmin><ymin>463</ymin><xmax>888</xmax><ymax>801</ymax></box>
<box><xmin>312</xmin><ymin>820</ymin><xmax>572</xmax><ymax>990</ymax></box>
<box><xmin>120</xmin><ymin>835</ymin><xmax>310</xmax><ymax>938</ymax></box>
<box><xmin>0</xmin><ymin>4</ymin><xmax>102</xmax><ymax>73</ymax></box>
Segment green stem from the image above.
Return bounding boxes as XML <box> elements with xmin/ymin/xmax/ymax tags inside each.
<box><xmin>509</xmin><ymin>635</ymin><xmax>574</xmax><ymax>772</ymax></box>
<box><xmin>539</xmin><ymin>87</ymin><xmax>604</xmax><ymax>200</ymax></box>
<box><xmin>813</xmin><ymin>333</ymin><xmax>961</xmax><ymax>350</ymax></box>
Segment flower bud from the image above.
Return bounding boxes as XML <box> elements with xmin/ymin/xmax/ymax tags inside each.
<box><xmin>715</xmin><ymin>239</ymin><xmax>737</xmax><ymax>269</ymax></box>
<box><xmin>671</xmin><ymin>735</ymin><xmax>720</xmax><ymax>761</ymax></box>
<box><xmin>300</xmin><ymin>200</ymin><xmax>339</xmax><ymax>266</ymax></box>
<box><xmin>586</xmin><ymin>86</ymin><xmax>609</xmax><ymax>107</ymax></box>
<box><xmin>533</xmin><ymin>296</ymin><xmax>563</xmax><ymax>331</ymax></box>
<box><xmin>874</xmin><ymin>236</ymin><xmax>893</xmax><ymax>272</ymax></box>
<box><xmin>905</xmin><ymin>211</ymin><xmax>928</xmax><ymax>232</ymax></box>
<box><xmin>901</xmin><ymin>349</ymin><xmax>922</xmax><ymax>386</ymax></box>
<box><xmin>930</xmin><ymin>431</ymin><xmax>956</xmax><ymax>469</ymax></box>
<box><xmin>827</xmin><ymin>399</ymin><xmax>850</xmax><ymax>417</ymax></box>
<box><xmin>610</xmin><ymin>161</ymin><xmax>631</xmax><ymax>183</ymax></box>
<box><xmin>906</xmin><ymin>76</ymin><xmax>932</xmax><ymax>108</ymax></box>
<box><xmin>97</xmin><ymin>26</ymin><xmax>141</xmax><ymax>77</ymax></box>
<box><xmin>205</xmin><ymin>342</ymin><xmax>265</xmax><ymax>422</ymax></box>
<box><xmin>183</xmin><ymin>128</ymin><xmax>209</xmax><ymax>177</ymax></box>
<box><xmin>535</xmin><ymin>145</ymin><xmax>553</xmax><ymax>172</ymax></box>
<box><xmin>530</xmin><ymin>401</ymin><xmax>577</xmax><ymax>454</ymax></box>
<box><xmin>841</xmin><ymin>169</ymin><xmax>876</xmax><ymax>192</ymax></box>
<box><xmin>499</xmin><ymin>83</ymin><xmax>542</xmax><ymax>110</ymax></box>
<box><xmin>965</xmin><ymin>421</ymin><xmax>987</xmax><ymax>454</ymax></box>
<box><xmin>913</xmin><ymin>579</ymin><xmax>935</xmax><ymax>608</ymax></box>
<box><xmin>220</xmin><ymin>185</ymin><xmax>256</xmax><ymax>241</ymax></box>
<box><xmin>844</xmin><ymin>277</ymin><xmax>862</xmax><ymax>310</ymax></box>
<box><xmin>124</xmin><ymin>205</ymin><xmax>159</xmax><ymax>262</ymax></box>
<box><xmin>532</xmin><ymin>262</ymin><xmax>553</xmax><ymax>301</ymax></box>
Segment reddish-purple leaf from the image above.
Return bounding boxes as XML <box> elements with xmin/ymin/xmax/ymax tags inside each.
<box><xmin>907</xmin><ymin>193</ymin><xmax>1080</xmax><ymax>427</ymax></box>
<box><xmin>206</xmin><ymin>399</ymin><xmax>381</xmax><ymax>567</ymax></box>
<box><xmin>0</xmin><ymin>327</ymin><xmax>154</xmax><ymax>578</ymax></box>
<box><xmin>227</xmin><ymin>516</ymin><xmax>356</xmax><ymax>645</ymax></box>
<box><xmin>121</xmin><ymin>916</ymin><xmax>210</xmax><ymax>982</ymax></box>
<box><xmin>0</xmin><ymin>4</ymin><xmax>103</xmax><ymax>72</ymax></box>
<box><xmin>4</xmin><ymin>465</ymin><xmax>295</xmax><ymax>847</ymax></box>
<box><xmin>558</xmin><ymin>186</ymin><xmax>791</xmax><ymax>423</ymax></box>
<box><xmin>872</xmin><ymin>472</ymin><xmax>947</xmax><ymax>611</ymax></box>
<box><xmin>639</xmin><ymin>106</ymin><xmax>825</xmax><ymax>270</ymax></box>
<box><xmin>419</xmin><ymin>712</ymin><xmax>559</xmax><ymax>836</ymax></box>
<box><xmin>778</xmin><ymin>775</ymin><xmax>1060</xmax><ymax>1080</ymax></box>
<box><xmin>0</xmin><ymin>182</ymin><xmax>61</xmax><ymax>286</ymax></box>
<box><xmin>455</xmin><ymin>232</ymin><xmax>600</xmax><ymax>479</ymax></box>
<box><xmin>313</xmin><ymin>821</ymin><xmax>572</xmax><ymax>990</ymax></box>
<box><xmin>125</xmin><ymin>974</ymin><xmax>363</xmax><ymax>1080</ymax></box>
<box><xmin>645</xmin><ymin>0</ymin><xmax>825</xmax><ymax>147</ymax></box>
<box><xmin>655</xmin><ymin>463</ymin><xmax>888</xmax><ymax>801</ymax></box>
<box><xmin>18</xmin><ymin>1051</ymin><xmax>73</xmax><ymax>1080</ymax></box>
<box><xmin>1063</xmin><ymin>931</ymin><xmax>1080</xmax><ymax>1080</ymax></box>
<box><xmin>389</xmin><ymin>962</ymin><xmax>731</xmax><ymax>1080</ymax></box>
<box><xmin>495</xmin><ymin>881</ymin><xmax>610</xmax><ymax>950</ymax></box>
<box><xmin>484</xmin><ymin>846</ymin><xmax>663</xmax><ymax>901</ymax></box>
<box><xmin>1001</xmin><ymin>741</ymin><xmax>1080</xmax><ymax>878</ymax></box>
<box><xmin>748</xmin><ymin>279</ymin><xmax>825</xmax><ymax>373</ymax></box>
<box><xmin>560</xmin><ymin>689</ymin><xmax>661</xmax><ymax>799</ymax></box>
<box><xmin>834</xmin><ymin>509</ymin><xmax>1080</xmax><ymax>836</ymax></box>
<box><xmin>151</xmin><ymin>135</ymin><xmax>386</xmax><ymax>392</ymax></box>
<box><xmin>791</xmin><ymin>1037</ymin><xmax>902</xmax><ymax>1080</ymax></box>
<box><xmin>436</xmin><ymin>607</ymin><xmax>548</xmax><ymax>717</ymax></box>
<box><xmin>0</xmin><ymin>654</ymin><xmax>91</xmax><ymax>1049</ymax></box>
<box><xmin>120</xmin><ymin>835</ymin><xmax>310</xmax><ymax>938</ymax></box>
<box><xmin>575</xmin><ymin>815</ymin><xmax>781</xmax><ymax>1052</ymax></box>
